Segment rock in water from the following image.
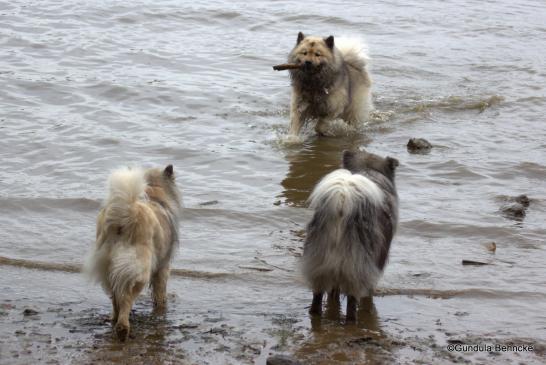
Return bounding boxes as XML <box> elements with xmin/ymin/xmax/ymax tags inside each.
<box><xmin>485</xmin><ymin>242</ymin><xmax>496</xmax><ymax>253</ymax></box>
<box><xmin>497</xmin><ymin>194</ymin><xmax>530</xmax><ymax>221</ymax></box>
<box><xmin>513</xmin><ymin>194</ymin><xmax>530</xmax><ymax>207</ymax></box>
<box><xmin>407</xmin><ymin>138</ymin><xmax>432</xmax><ymax>153</ymax></box>
<box><xmin>501</xmin><ymin>203</ymin><xmax>526</xmax><ymax>219</ymax></box>
<box><xmin>23</xmin><ymin>308</ymin><xmax>39</xmax><ymax>316</ymax></box>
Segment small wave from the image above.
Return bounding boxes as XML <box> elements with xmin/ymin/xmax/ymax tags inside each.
<box><xmin>0</xmin><ymin>255</ymin><xmax>233</xmax><ymax>280</ymax></box>
<box><xmin>0</xmin><ymin>197</ymin><xmax>101</xmax><ymax>213</ymax></box>
<box><xmin>375</xmin><ymin>287</ymin><xmax>546</xmax><ymax>300</ymax></box>
<box><xmin>369</xmin><ymin>110</ymin><xmax>395</xmax><ymax>123</ymax></box>
<box><xmin>409</xmin><ymin>95</ymin><xmax>504</xmax><ymax>113</ymax></box>
<box><xmin>3</xmin><ymin>255</ymin><xmax>544</xmax><ymax>300</ymax></box>
<box><xmin>279</xmin><ymin>14</ymin><xmax>357</xmax><ymax>27</ymax></box>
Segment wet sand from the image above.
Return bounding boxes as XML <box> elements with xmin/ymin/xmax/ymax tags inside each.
<box><xmin>1</xmin><ymin>261</ymin><xmax>545</xmax><ymax>364</ymax></box>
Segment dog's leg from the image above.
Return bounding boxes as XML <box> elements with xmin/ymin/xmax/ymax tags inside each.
<box><xmin>346</xmin><ymin>295</ymin><xmax>357</xmax><ymax>322</ymax></box>
<box><xmin>360</xmin><ymin>295</ymin><xmax>373</xmax><ymax>313</ymax></box>
<box><xmin>309</xmin><ymin>292</ymin><xmax>323</xmax><ymax>315</ymax></box>
<box><xmin>115</xmin><ymin>281</ymin><xmax>144</xmax><ymax>341</ymax></box>
<box><xmin>328</xmin><ymin>288</ymin><xmax>340</xmax><ymax>305</ymax></box>
<box><xmin>289</xmin><ymin>92</ymin><xmax>303</xmax><ymax>135</ymax></box>
<box><xmin>315</xmin><ymin>119</ymin><xmax>331</xmax><ymax>136</ymax></box>
<box><xmin>325</xmin><ymin>288</ymin><xmax>341</xmax><ymax>320</ymax></box>
<box><xmin>152</xmin><ymin>266</ymin><xmax>170</xmax><ymax>312</ymax></box>
<box><xmin>111</xmin><ymin>295</ymin><xmax>119</xmax><ymax>324</ymax></box>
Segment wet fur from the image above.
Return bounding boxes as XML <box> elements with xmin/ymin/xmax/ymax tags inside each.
<box><xmin>302</xmin><ymin>150</ymin><xmax>398</xmax><ymax>320</ymax></box>
<box><xmin>86</xmin><ymin>165</ymin><xmax>181</xmax><ymax>341</ymax></box>
<box><xmin>288</xmin><ymin>32</ymin><xmax>372</xmax><ymax>136</ymax></box>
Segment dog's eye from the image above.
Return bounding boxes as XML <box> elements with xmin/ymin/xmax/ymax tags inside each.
<box><xmin>315</xmin><ymin>52</ymin><xmax>321</xmax><ymax>57</ymax></box>
<box><xmin>302</xmin><ymin>51</ymin><xmax>308</xmax><ymax>56</ymax></box>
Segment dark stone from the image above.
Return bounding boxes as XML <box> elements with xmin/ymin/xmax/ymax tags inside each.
<box><xmin>513</xmin><ymin>194</ymin><xmax>530</xmax><ymax>207</ymax></box>
<box><xmin>497</xmin><ymin>194</ymin><xmax>530</xmax><ymax>221</ymax></box>
<box><xmin>23</xmin><ymin>308</ymin><xmax>39</xmax><ymax>316</ymax></box>
<box><xmin>501</xmin><ymin>202</ymin><xmax>526</xmax><ymax>219</ymax></box>
<box><xmin>447</xmin><ymin>339</ymin><xmax>465</xmax><ymax>345</ymax></box>
<box><xmin>407</xmin><ymin>138</ymin><xmax>432</xmax><ymax>154</ymax></box>
<box><xmin>266</xmin><ymin>355</ymin><xmax>303</xmax><ymax>365</ymax></box>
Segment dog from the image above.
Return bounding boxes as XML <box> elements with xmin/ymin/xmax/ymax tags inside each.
<box><xmin>86</xmin><ymin>165</ymin><xmax>181</xmax><ymax>341</ymax></box>
<box><xmin>302</xmin><ymin>150</ymin><xmax>398</xmax><ymax>321</ymax></box>
<box><xmin>287</xmin><ymin>32</ymin><xmax>372</xmax><ymax>136</ymax></box>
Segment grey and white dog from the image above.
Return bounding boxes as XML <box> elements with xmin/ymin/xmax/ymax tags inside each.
<box><xmin>302</xmin><ymin>149</ymin><xmax>399</xmax><ymax>321</ymax></box>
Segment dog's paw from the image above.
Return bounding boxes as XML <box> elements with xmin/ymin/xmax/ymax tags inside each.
<box><xmin>115</xmin><ymin>323</ymin><xmax>130</xmax><ymax>342</ymax></box>
<box><xmin>281</xmin><ymin>134</ymin><xmax>304</xmax><ymax>145</ymax></box>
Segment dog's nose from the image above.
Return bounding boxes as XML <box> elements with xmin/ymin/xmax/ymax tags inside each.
<box><xmin>304</xmin><ymin>61</ymin><xmax>312</xmax><ymax>67</ymax></box>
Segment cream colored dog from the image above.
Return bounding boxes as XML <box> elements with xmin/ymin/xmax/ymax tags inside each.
<box><xmin>287</xmin><ymin>32</ymin><xmax>372</xmax><ymax>136</ymax></box>
<box><xmin>86</xmin><ymin>165</ymin><xmax>181</xmax><ymax>341</ymax></box>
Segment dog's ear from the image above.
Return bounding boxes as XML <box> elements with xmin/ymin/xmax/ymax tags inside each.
<box><xmin>163</xmin><ymin>164</ymin><xmax>174</xmax><ymax>179</ymax></box>
<box><xmin>386</xmin><ymin>157</ymin><xmax>399</xmax><ymax>171</ymax></box>
<box><xmin>324</xmin><ymin>35</ymin><xmax>334</xmax><ymax>49</ymax></box>
<box><xmin>297</xmin><ymin>32</ymin><xmax>305</xmax><ymax>44</ymax></box>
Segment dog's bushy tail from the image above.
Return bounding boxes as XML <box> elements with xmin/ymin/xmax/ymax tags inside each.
<box><xmin>103</xmin><ymin>167</ymin><xmax>148</xmax><ymax>234</ymax></box>
<box><xmin>335</xmin><ymin>37</ymin><xmax>370</xmax><ymax>71</ymax></box>
<box><xmin>308</xmin><ymin>169</ymin><xmax>383</xmax><ymax>223</ymax></box>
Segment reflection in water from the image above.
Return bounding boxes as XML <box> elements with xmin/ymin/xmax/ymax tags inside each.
<box><xmin>83</xmin><ymin>303</ymin><xmax>187</xmax><ymax>364</ymax></box>
<box><xmin>280</xmin><ymin>135</ymin><xmax>369</xmax><ymax>206</ymax></box>
<box><xmin>297</xmin><ymin>296</ymin><xmax>388</xmax><ymax>364</ymax></box>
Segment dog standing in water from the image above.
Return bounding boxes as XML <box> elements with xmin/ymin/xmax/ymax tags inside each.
<box><xmin>302</xmin><ymin>150</ymin><xmax>399</xmax><ymax>321</ymax></box>
<box><xmin>86</xmin><ymin>165</ymin><xmax>181</xmax><ymax>341</ymax></box>
<box><xmin>287</xmin><ymin>32</ymin><xmax>372</xmax><ymax>136</ymax></box>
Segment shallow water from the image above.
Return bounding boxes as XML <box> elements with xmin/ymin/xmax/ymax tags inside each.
<box><xmin>1</xmin><ymin>0</ymin><xmax>545</xmax><ymax>364</ymax></box>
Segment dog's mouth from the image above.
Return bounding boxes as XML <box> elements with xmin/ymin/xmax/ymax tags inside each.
<box><xmin>300</xmin><ymin>61</ymin><xmax>322</xmax><ymax>73</ymax></box>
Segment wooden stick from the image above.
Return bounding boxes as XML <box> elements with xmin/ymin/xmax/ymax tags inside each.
<box><xmin>462</xmin><ymin>259</ymin><xmax>490</xmax><ymax>266</ymax></box>
<box><xmin>273</xmin><ymin>63</ymin><xmax>301</xmax><ymax>71</ymax></box>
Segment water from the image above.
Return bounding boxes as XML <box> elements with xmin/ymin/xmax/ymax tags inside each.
<box><xmin>1</xmin><ymin>0</ymin><xmax>545</xmax><ymax>363</ymax></box>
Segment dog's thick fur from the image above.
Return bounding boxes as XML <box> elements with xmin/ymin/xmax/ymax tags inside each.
<box><xmin>288</xmin><ymin>32</ymin><xmax>372</xmax><ymax>136</ymax></box>
<box><xmin>86</xmin><ymin>165</ymin><xmax>181</xmax><ymax>341</ymax></box>
<box><xmin>302</xmin><ymin>150</ymin><xmax>398</xmax><ymax>321</ymax></box>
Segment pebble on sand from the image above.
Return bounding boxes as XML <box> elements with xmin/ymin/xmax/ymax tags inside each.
<box><xmin>23</xmin><ymin>308</ymin><xmax>39</xmax><ymax>316</ymax></box>
<box><xmin>266</xmin><ymin>355</ymin><xmax>302</xmax><ymax>365</ymax></box>
<box><xmin>485</xmin><ymin>242</ymin><xmax>496</xmax><ymax>253</ymax></box>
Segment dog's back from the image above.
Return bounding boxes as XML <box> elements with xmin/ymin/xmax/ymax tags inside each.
<box><xmin>302</xmin><ymin>150</ymin><xmax>398</xmax><ymax>299</ymax></box>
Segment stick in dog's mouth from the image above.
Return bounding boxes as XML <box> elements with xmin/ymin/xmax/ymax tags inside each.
<box><xmin>272</xmin><ymin>63</ymin><xmax>302</xmax><ymax>71</ymax></box>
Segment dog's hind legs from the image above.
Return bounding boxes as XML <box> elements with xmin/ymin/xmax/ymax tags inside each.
<box><xmin>152</xmin><ymin>266</ymin><xmax>170</xmax><ymax>312</ymax></box>
<box><xmin>328</xmin><ymin>288</ymin><xmax>340</xmax><ymax>305</ymax></box>
<box><xmin>310</xmin><ymin>292</ymin><xmax>323</xmax><ymax>315</ymax></box>
<box><xmin>346</xmin><ymin>295</ymin><xmax>357</xmax><ymax>322</ymax></box>
<box><xmin>111</xmin><ymin>295</ymin><xmax>119</xmax><ymax>324</ymax></box>
<box><xmin>114</xmin><ymin>281</ymin><xmax>145</xmax><ymax>341</ymax></box>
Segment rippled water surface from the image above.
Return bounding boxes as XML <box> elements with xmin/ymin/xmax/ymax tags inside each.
<box><xmin>1</xmin><ymin>0</ymin><xmax>545</xmax><ymax>364</ymax></box>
